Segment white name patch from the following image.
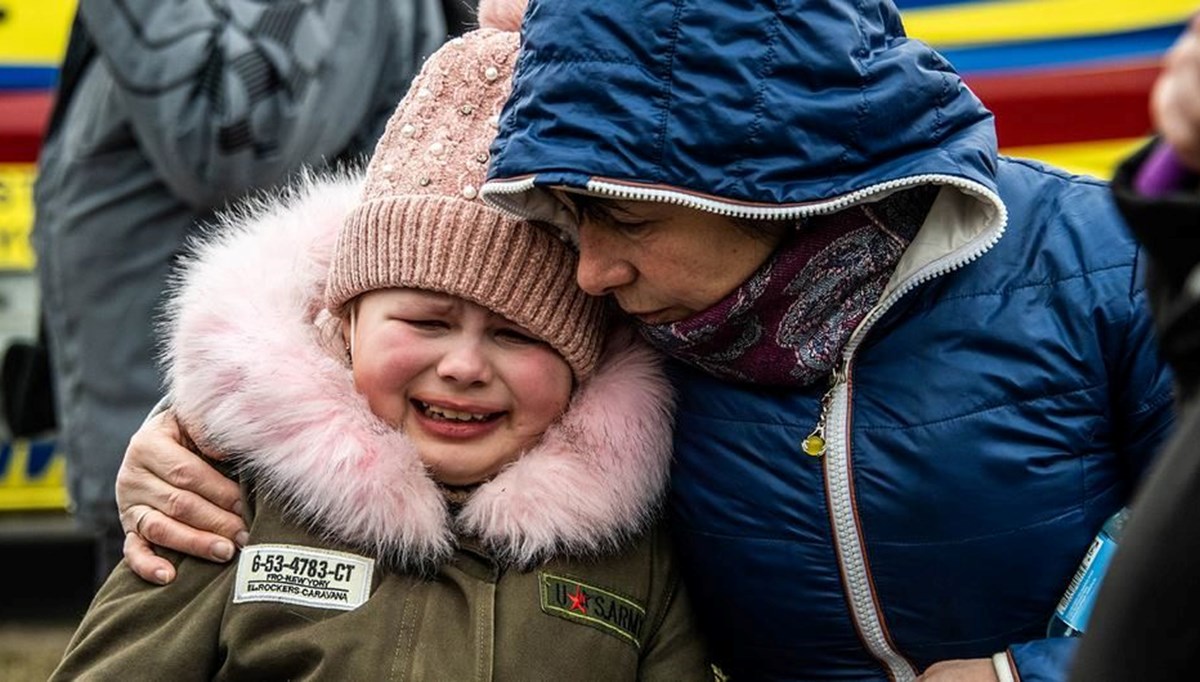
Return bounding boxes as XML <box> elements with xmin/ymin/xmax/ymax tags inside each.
<box><xmin>233</xmin><ymin>544</ymin><xmax>374</xmax><ymax>611</ymax></box>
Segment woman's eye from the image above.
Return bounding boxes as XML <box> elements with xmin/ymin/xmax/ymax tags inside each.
<box><xmin>581</xmin><ymin>204</ymin><xmax>652</xmax><ymax>236</ymax></box>
<box><xmin>611</xmin><ymin>218</ymin><xmax>651</xmax><ymax>235</ymax></box>
<box><xmin>604</xmin><ymin>210</ymin><xmax>658</xmax><ymax>236</ymax></box>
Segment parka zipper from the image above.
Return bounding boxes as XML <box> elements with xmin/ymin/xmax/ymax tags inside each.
<box><xmin>815</xmin><ymin>178</ymin><xmax>1007</xmax><ymax>682</ymax></box>
<box><xmin>802</xmin><ymin>368</ymin><xmax>844</xmax><ymax>457</ymax></box>
<box><xmin>487</xmin><ymin>171</ymin><xmax>1009</xmax><ymax>681</ymax></box>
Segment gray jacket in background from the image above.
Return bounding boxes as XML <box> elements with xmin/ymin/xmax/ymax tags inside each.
<box><xmin>32</xmin><ymin>0</ymin><xmax>449</xmax><ymax>575</ymax></box>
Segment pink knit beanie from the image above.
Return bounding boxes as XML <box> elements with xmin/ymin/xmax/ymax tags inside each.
<box><xmin>325</xmin><ymin>16</ymin><xmax>606</xmax><ymax>380</ymax></box>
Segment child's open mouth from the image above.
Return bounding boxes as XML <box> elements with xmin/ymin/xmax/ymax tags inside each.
<box><xmin>413</xmin><ymin>399</ymin><xmax>503</xmax><ymax>423</ymax></box>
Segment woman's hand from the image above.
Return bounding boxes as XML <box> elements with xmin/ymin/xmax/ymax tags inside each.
<box><xmin>1153</xmin><ymin>15</ymin><xmax>1200</xmax><ymax>171</ymax></box>
<box><xmin>116</xmin><ymin>410</ymin><xmax>246</xmax><ymax>584</ymax></box>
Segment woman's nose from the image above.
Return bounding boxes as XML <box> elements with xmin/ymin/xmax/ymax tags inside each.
<box><xmin>575</xmin><ymin>221</ymin><xmax>636</xmax><ymax>296</ymax></box>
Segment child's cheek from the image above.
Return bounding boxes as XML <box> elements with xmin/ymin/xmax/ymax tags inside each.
<box><xmin>352</xmin><ymin>335</ymin><xmax>430</xmax><ymax>425</ymax></box>
<box><xmin>361</xmin><ymin>350</ymin><xmax>426</xmax><ymax>393</ymax></box>
<box><xmin>510</xmin><ymin>350</ymin><xmax>574</xmax><ymax>425</ymax></box>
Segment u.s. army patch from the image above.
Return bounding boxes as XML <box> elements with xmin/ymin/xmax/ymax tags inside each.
<box><xmin>539</xmin><ymin>572</ymin><xmax>646</xmax><ymax>648</ymax></box>
<box><xmin>233</xmin><ymin>544</ymin><xmax>374</xmax><ymax>611</ymax></box>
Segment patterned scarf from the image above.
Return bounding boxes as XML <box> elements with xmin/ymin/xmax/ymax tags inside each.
<box><xmin>637</xmin><ymin>185</ymin><xmax>939</xmax><ymax>386</ymax></box>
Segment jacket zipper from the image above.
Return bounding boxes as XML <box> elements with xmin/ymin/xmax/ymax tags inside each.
<box><xmin>814</xmin><ymin>179</ymin><xmax>1006</xmax><ymax>681</ymax></box>
<box><xmin>802</xmin><ymin>368</ymin><xmax>843</xmax><ymax>457</ymax></box>
<box><xmin>823</xmin><ymin>362</ymin><xmax>926</xmax><ymax>680</ymax></box>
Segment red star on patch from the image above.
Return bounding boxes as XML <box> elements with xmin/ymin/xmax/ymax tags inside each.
<box><xmin>567</xmin><ymin>585</ymin><xmax>588</xmax><ymax>614</ymax></box>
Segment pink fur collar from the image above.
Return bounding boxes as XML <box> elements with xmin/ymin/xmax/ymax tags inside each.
<box><xmin>162</xmin><ymin>173</ymin><xmax>675</xmax><ymax>569</ymax></box>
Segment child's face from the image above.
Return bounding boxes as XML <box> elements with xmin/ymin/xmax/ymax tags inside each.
<box><xmin>346</xmin><ymin>289</ymin><xmax>574</xmax><ymax>485</ymax></box>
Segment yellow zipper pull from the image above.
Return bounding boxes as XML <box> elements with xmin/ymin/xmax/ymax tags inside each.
<box><xmin>801</xmin><ymin>368</ymin><xmax>845</xmax><ymax>457</ymax></box>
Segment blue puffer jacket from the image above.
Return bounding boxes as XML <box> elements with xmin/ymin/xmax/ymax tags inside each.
<box><xmin>482</xmin><ymin>1</ymin><xmax>1175</xmax><ymax>679</ymax></box>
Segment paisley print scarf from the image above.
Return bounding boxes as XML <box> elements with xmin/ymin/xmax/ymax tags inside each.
<box><xmin>637</xmin><ymin>185</ymin><xmax>939</xmax><ymax>386</ymax></box>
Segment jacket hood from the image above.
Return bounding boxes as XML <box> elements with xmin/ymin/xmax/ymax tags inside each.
<box><xmin>482</xmin><ymin>0</ymin><xmax>1001</xmax><ymax>232</ymax></box>
<box><xmin>162</xmin><ymin>172</ymin><xmax>676</xmax><ymax>570</ymax></box>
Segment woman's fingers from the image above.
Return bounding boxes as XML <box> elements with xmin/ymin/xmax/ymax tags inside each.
<box><xmin>122</xmin><ymin>524</ymin><xmax>175</xmax><ymax>585</ymax></box>
<box><xmin>118</xmin><ymin>411</ymin><xmax>244</xmax><ymax>530</ymax></box>
<box><xmin>125</xmin><ymin>448</ymin><xmax>244</xmax><ymax>533</ymax></box>
<box><xmin>133</xmin><ymin>502</ymin><xmax>241</xmax><ymax>563</ymax></box>
<box><xmin>121</xmin><ymin>503</ymin><xmax>247</xmax><ymax>585</ymax></box>
<box><xmin>116</xmin><ymin>410</ymin><xmax>247</xmax><ymax>575</ymax></box>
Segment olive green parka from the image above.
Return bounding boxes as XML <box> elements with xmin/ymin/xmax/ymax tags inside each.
<box><xmin>52</xmin><ymin>174</ymin><xmax>711</xmax><ymax>681</ymax></box>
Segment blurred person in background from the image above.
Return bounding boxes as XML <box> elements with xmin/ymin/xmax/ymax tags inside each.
<box><xmin>31</xmin><ymin>0</ymin><xmax>460</xmax><ymax>583</ymax></box>
<box><xmin>1071</xmin><ymin>14</ymin><xmax>1200</xmax><ymax>681</ymax></box>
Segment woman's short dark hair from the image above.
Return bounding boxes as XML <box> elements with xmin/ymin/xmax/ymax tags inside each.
<box><xmin>564</xmin><ymin>193</ymin><xmax>791</xmax><ymax>245</ymax></box>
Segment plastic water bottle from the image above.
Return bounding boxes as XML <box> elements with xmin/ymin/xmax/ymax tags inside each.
<box><xmin>1046</xmin><ymin>507</ymin><xmax>1130</xmax><ymax>637</ymax></box>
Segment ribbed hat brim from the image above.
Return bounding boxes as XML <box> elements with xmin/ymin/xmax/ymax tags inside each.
<box><xmin>326</xmin><ymin>195</ymin><xmax>606</xmax><ymax>379</ymax></box>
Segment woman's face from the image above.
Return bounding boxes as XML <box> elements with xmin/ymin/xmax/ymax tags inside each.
<box><xmin>566</xmin><ymin>198</ymin><xmax>784</xmax><ymax>324</ymax></box>
<box><xmin>345</xmin><ymin>289</ymin><xmax>574</xmax><ymax>485</ymax></box>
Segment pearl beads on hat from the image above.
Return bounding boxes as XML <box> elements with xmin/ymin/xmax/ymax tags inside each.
<box><xmin>382</xmin><ymin>34</ymin><xmax>516</xmax><ymax>202</ymax></box>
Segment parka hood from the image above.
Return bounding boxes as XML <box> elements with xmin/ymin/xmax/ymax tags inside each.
<box><xmin>482</xmin><ymin>0</ymin><xmax>1002</xmax><ymax>235</ymax></box>
<box><xmin>161</xmin><ymin>172</ymin><xmax>676</xmax><ymax>570</ymax></box>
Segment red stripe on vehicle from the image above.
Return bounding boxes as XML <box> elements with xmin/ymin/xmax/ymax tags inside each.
<box><xmin>965</xmin><ymin>59</ymin><xmax>1161</xmax><ymax>148</ymax></box>
<box><xmin>0</xmin><ymin>91</ymin><xmax>53</xmax><ymax>163</ymax></box>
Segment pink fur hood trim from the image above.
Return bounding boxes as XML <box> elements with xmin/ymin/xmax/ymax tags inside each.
<box><xmin>162</xmin><ymin>173</ymin><xmax>675</xmax><ymax>568</ymax></box>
